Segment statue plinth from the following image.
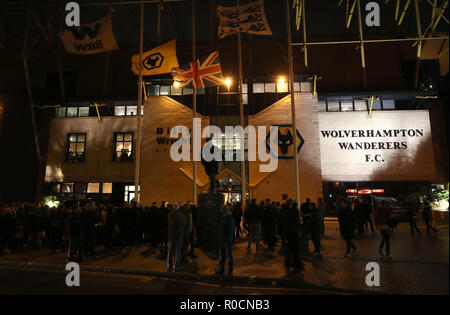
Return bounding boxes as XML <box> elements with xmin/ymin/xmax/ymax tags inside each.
<box><xmin>197</xmin><ymin>193</ymin><xmax>224</xmax><ymax>249</ymax></box>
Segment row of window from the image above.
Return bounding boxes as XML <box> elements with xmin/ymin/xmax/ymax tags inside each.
<box><xmin>318</xmin><ymin>99</ymin><xmax>396</xmax><ymax>112</ymax></box>
<box><xmin>54</xmin><ymin>82</ymin><xmax>309</xmax><ymax>118</ymax></box>
<box><xmin>58</xmin><ymin>182</ymin><xmax>113</xmax><ymax>194</ymax></box>
<box><xmin>67</xmin><ymin>132</ymin><xmax>134</xmax><ymax>162</ymax></box>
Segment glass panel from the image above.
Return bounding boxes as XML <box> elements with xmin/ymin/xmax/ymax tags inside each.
<box><xmin>197</xmin><ymin>88</ymin><xmax>205</xmax><ymax>95</ymax></box>
<box><xmin>265</xmin><ymin>83</ymin><xmax>276</xmax><ymax>93</ymax></box>
<box><xmin>69</xmin><ymin>134</ymin><xmax>77</xmax><ymax>142</ymax></box>
<box><xmin>116</xmin><ymin>143</ymin><xmax>124</xmax><ymax>151</ymax></box>
<box><xmin>67</xmin><ymin>107</ymin><xmax>78</xmax><ymax>117</ymax></box>
<box><xmin>87</xmin><ymin>183</ymin><xmax>100</xmax><ymax>193</ymax></box>
<box><xmin>102</xmin><ymin>183</ymin><xmax>113</xmax><ymax>194</ymax></box>
<box><xmin>150</xmin><ymin>85</ymin><xmax>160</xmax><ymax>96</ymax></box>
<box><xmin>354</xmin><ymin>100</ymin><xmax>368</xmax><ymax>111</ymax></box>
<box><xmin>318</xmin><ymin>101</ymin><xmax>327</xmax><ymax>112</ymax></box>
<box><xmin>253</xmin><ymin>83</ymin><xmax>264</xmax><ymax>93</ymax></box>
<box><xmin>294</xmin><ymin>82</ymin><xmax>300</xmax><ymax>92</ymax></box>
<box><xmin>183</xmin><ymin>88</ymin><xmax>193</xmax><ymax>95</ymax></box>
<box><xmin>124</xmin><ymin>142</ymin><xmax>132</xmax><ymax>151</ymax></box>
<box><xmin>76</xmin><ymin>143</ymin><xmax>85</xmax><ymax>153</ymax></box>
<box><xmin>62</xmin><ymin>183</ymin><xmax>74</xmax><ymax>193</ymax></box>
<box><xmin>74</xmin><ymin>183</ymin><xmax>87</xmax><ymax>194</ymax></box>
<box><xmin>160</xmin><ymin>86</ymin><xmax>170</xmax><ymax>95</ymax></box>
<box><xmin>300</xmin><ymin>82</ymin><xmax>312</xmax><ymax>92</ymax></box>
<box><xmin>382</xmin><ymin>99</ymin><xmax>395</xmax><ymax>109</ymax></box>
<box><xmin>114</xmin><ymin>106</ymin><xmax>126</xmax><ymax>116</ymax></box>
<box><xmin>243</xmin><ymin>93</ymin><xmax>248</xmax><ymax>105</ymax></box>
<box><xmin>370</xmin><ymin>100</ymin><xmax>382</xmax><ymax>110</ymax></box>
<box><xmin>171</xmin><ymin>86</ymin><xmax>182</xmax><ymax>95</ymax></box>
<box><xmin>78</xmin><ymin>107</ymin><xmax>89</xmax><ymax>117</ymax></box>
<box><xmin>127</xmin><ymin>185</ymin><xmax>135</xmax><ymax>192</ymax></box>
<box><xmin>69</xmin><ymin>143</ymin><xmax>76</xmax><ymax>152</ymax></box>
<box><xmin>124</xmin><ymin>133</ymin><xmax>133</xmax><ymax>141</ymax></box>
<box><xmin>116</xmin><ymin>134</ymin><xmax>123</xmax><ymax>142</ymax></box>
<box><xmin>277</xmin><ymin>82</ymin><xmax>289</xmax><ymax>93</ymax></box>
<box><xmin>55</xmin><ymin>107</ymin><xmax>66</xmax><ymax>117</ymax></box>
<box><xmin>126</xmin><ymin>106</ymin><xmax>137</xmax><ymax>116</ymax></box>
<box><xmin>341</xmin><ymin>101</ymin><xmax>353</xmax><ymax>112</ymax></box>
<box><xmin>77</xmin><ymin>134</ymin><xmax>85</xmax><ymax>142</ymax></box>
<box><xmin>242</xmin><ymin>84</ymin><xmax>248</xmax><ymax>94</ymax></box>
<box><xmin>327</xmin><ymin>101</ymin><xmax>340</xmax><ymax>112</ymax></box>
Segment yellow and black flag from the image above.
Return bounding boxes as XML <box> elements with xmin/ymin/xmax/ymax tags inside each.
<box><xmin>131</xmin><ymin>39</ymin><xmax>180</xmax><ymax>76</ymax></box>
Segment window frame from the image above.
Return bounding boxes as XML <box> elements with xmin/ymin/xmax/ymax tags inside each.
<box><xmin>66</xmin><ymin>133</ymin><xmax>86</xmax><ymax>162</ymax></box>
<box><xmin>113</xmin><ymin>131</ymin><xmax>134</xmax><ymax>162</ymax></box>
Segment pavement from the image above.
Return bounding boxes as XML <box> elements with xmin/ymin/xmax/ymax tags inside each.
<box><xmin>0</xmin><ymin>221</ymin><xmax>448</xmax><ymax>295</ymax></box>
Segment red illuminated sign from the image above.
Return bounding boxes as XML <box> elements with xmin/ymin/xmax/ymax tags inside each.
<box><xmin>346</xmin><ymin>189</ymin><xmax>386</xmax><ymax>194</ymax></box>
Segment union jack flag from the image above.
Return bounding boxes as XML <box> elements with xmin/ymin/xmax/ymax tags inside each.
<box><xmin>171</xmin><ymin>51</ymin><xmax>225</xmax><ymax>89</ymax></box>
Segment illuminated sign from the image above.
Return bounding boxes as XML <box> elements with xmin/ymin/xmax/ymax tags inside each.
<box><xmin>319</xmin><ymin>111</ymin><xmax>436</xmax><ymax>181</ymax></box>
<box><xmin>346</xmin><ymin>189</ymin><xmax>385</xmax><ymax>194</ymax></box>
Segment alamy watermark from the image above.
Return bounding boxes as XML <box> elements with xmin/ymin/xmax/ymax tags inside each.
<box><xmin>169</xmin><ymin>118</ymin><xmax>279</xmax><ymax>172</ymax></box>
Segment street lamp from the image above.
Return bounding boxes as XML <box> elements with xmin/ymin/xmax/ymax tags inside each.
<box><xmin>173</xmin><ymin>80</ymin><xmax>181</xmax><ymax>88</ymax></box>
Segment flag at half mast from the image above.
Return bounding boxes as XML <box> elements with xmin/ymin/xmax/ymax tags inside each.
<box><xmin>171</xmin><ymin>51</ymin><xmax>225</xmax><ymax>89</ymax></box>
<box><xmin>217</xmin><ymin>0</ymin><xmax>273</xmax><ymax>39</ymax></box>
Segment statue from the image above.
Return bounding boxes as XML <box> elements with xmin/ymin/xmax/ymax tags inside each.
<box><xmin>201</xmin><ymin>137</ymin><xmax>226</xmax><ymax>194</ymax></box>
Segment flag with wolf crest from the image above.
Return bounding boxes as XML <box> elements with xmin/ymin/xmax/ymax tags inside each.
<box><xmin>217</xmin><ymin>0</ymin><xmax>273</xmax><ymax>39</ymax></box>
<box><xmin>59</xmin><ymin>16</ymin><xmax>118</xmax><ymax>55</ymax></box>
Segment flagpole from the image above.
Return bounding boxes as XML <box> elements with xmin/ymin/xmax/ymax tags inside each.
<box><xmin>192</xmin><ymin>0</ymin><xmax>198</xmax><ymax>205</ymax></box>
<box><xmin>285</xmin><ymin>0</ymin><xmax>300</xmax><ymax>206</ymax></box>
<box><xmin>134</xmin><ymin>0</ymin><xmax>144</xmax><ymax>203</ymax></box>
<box><xmin>237</xmin><ymin>0</ymin><xmax>246</xmax><ymax>209</ymax></box>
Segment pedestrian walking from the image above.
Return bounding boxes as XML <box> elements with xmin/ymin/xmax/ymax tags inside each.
<box><xmin>374</xmin><ymin>200</ymin><xmax>395</xmax><ymax>258</ymax></box>
<box><xmin>338</xmin><ymin>199</ymin><xmax>358</xmax><ymax>257</ymax></box>
<box><xmin>422</xmin><ymin>201</ymin><xmax>437</xmax><ymax>235</ymax></box>
<box><xmin>407</xmin><ymin>199</ymin><xmax>421</xmax><ymax>236</ymax></box>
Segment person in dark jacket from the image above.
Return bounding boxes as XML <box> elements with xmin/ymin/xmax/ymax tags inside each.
<box><xmin>407</xmin><ymin>199</ymin><xmax>421</xmax><ymax>236</ymax></box>
<box><xmin>167</xmin><ymin>203</ymin><xmax>186</xmax><ymax>271</ymax></box>
<box><xmin>215</xmin><ymin>205</ymin><xmax>235</xmax><ymax>276</ymax></box>
<box><xmin>422</xmin><ymin>201</ymin><xmax>437</xmax><ymax>235</ymax></box>
<box><xmin>244</xmin><ymin>199</ymin><xmax>261</xmax><ymax>253</ymax></box>
<box><xmin>279</xmin><ymin>199</ymin><xmax>304</xmax><ymax>272</ymax></box>
<box><xmin>306</xmin><ymin>203</ymin><xmax>322</xmax><ymax>257</ymax></box>
<box><xmin>232</xmin><ymin>202</ymin><xmax>243</xmax><ymax>241</ymax></box>
<box><xmin>338</xmin><ymin>199</ymin><xmax>358</xmax><ymax>257</ymax></box>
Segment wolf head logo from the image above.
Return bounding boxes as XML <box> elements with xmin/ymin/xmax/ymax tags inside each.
<box><xmin>278</xmin><ymin>129</ymin><xmax>293</xmax><ymax>155</ymax></box>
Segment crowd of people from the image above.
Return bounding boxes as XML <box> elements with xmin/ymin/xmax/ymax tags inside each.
<box><xmin>0</xmin><ymin>195</ymin><xmax>439</xmax><ymax>276</ymax></box>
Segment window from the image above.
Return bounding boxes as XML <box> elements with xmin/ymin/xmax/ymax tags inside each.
<box><xmin>150</xmin><ymin>85</ymin><xmax>160</xmax><ymax>96</ymax></box>
<box><xmin>78</xmin><ymin>107</ymin><xmax>89</xmax><ymax>117</ymax></box>
<box><xmin>87</xmin><ymin>183</ymin><xmax>100</xmax><ymax>193</ymax></box>
<box><xmin>327</xmin><ymin>101</ymin><xmax>340</xmax><ymax>112</ymax></box>
<box><xmin>171</xmin><ymin>85</ymin><xmax>182</xmax><ymax>95</ymax></box>
<box><xmin>160</xmin><ymin>86</ymin><xmax>170</xmax><ymax>95</ymax></box>
<box><xmin>340</xmin><ymin>101</ymin><xmax>353</xmax><ymax>112</ymax></box>
<box><xmin>102</xmin><ymin>183</ymin><xmax>113</xmax><ymax>194</ymax></box>
<box><xmin>300</xmin><ymin>82</ymin><xmax>312</xmax><ymax>92</ymax></box>
<box><xmin>354</xmin><ymin>100</ymin><xmax>368</xmax><ymax>111</ymax></box>
<box><xmin>126</xmin><ymin>106</ymin><xmax>137</xmax><ymax>116</ymax></box>
<box><xmin>66</xmin><ymin>133</ymin><xmax>86</xmax><ymax>162</ymax></box>
<box><xmin>318</xmin><ymin>101</ymin><xmax>327</xmax><ymax>112</ymax></box>
<box><xmin>264</xmin><ymin>83</ymin><xmax>276</xmax><ymax>93</ymax></box>
<box><xmin>67</xmin><ymin>107</ymin><xmax>78</xmax><ymax>117</ymax></box>
<box><xmin>114</xmin><ymin>106</ymin><xmax>126</xmax><ymax>116</ymax></box>
<box><xmin>183</xmin><ymin>87</ymin><xmax>193</xmax><ymax>95</ymax></box>
<box><xmin>61</xmin><ymin>183</ymin><xmax>74</xmax><ymax>193</ymax></box>
<box><xmin>369</xmin><ymin>99</ymin><xmax>382</xmax><ymax>111</ymax></box>
<box><xmin>253</xmin><ymin>83</ymin><xmax>265</xmax><ymax>93</ymax></box>
<box><xmin>114</xmin><ymin>132</ymin><xmax>133</xmax><ymax>161</ymax></box>
<box><xmin>382</xmin><ymin>100</ymin><xmax>395</xmax><ymax>109</ymax></box>
<box><xmin>55</xmin><ymin>107</ymin><xmax>66</xmax><ymax>117</ymax></box>
<box><xmin>277</xmin><ymin>82</ymin><xmax>289</xmax><ymax>93</ymax></box>
<box><xmin>294</xmin><ymin>82</ymin><xmax>300</xmax><ymax>92</ymax></box>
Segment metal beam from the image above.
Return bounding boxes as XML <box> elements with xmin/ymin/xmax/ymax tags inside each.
<box><xmin>398</xmin><ymin>0</ymin><xmax>412</xmax><ymax>26</ymax></box>
<box><xmin>291</xmin><ymin>36</ymin><xmax>449</xmax><ymax>46</ymax></box>
<box><xmin>356</xmin><ymin>0</ymin><xmax>367</xmax><ymax>88</ymax></box>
